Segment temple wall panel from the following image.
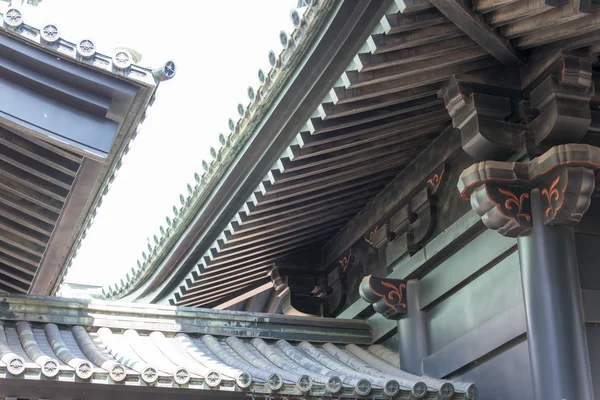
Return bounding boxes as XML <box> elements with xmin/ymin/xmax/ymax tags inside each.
<box><xmin>587</xmin><ymin>325</ymin><xmax>600</xmax><ymax>396</ymax></box>
<box><xmin>426</xmin><ymin>250</ymin><xmax>522</xmax><ymax>353</ymax></box>
<box><xmin>452</xmin><ymin>341</ymin><xmax>534</xmax><ymax>399</ymax></box>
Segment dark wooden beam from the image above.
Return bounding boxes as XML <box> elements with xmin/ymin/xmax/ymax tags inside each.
<box><xmin>344</xmin><ymin>46</ymin><xmax>490</xmax><ymax>89</ymax></box>
<box><xmin>429</xmin><ymin>0</ymin><xmax>525</xmax><ymax>67</ymax></box>
<box><xmin>177</xmin><ymin>271</ymin><xmax>272</xmax><ymax>305</ymax></box>
<box><xmin>321</xmin><ymin>126</ymin><xmax>462</xmax><ymax>269</ymax></box>
<box><xmin>331</xmin><ymin>58</ymin><xmax>499</xmax><ymax>104</ymax></box>
<box><xmin>472</xmin><ymin>0</ymin><xmax>520</xmax><ymax>14</ymax></box>
<box><xmin>486</xmin><ymin>0</ymin><xmax>552</xmax><ymax>28</ymax></box>
<box><xmin>368</xmin><ymin>22</ymin><xmax>463</xmax><ymax>54</ymax></box>
<box><xmin>355</xmin><ymin>37</ymin><xmax>477</xmax><ymax>73</ymax></box>
<box><xmin>30</xmin><ymin>158</ymin><xmax>103</xmax><ymax>295</ymax></box>
<box><xmin>214</xmin><ymin>282</ymin><xmax>274</xmax><ymax>310</ymax></box>
<box><xmin>182</xmin><ymin>277</ymin><xmax>273</xmax><ymax>307</ymax></box>
<box><xmin>515</xmin><ymin>8</ymin><xmax>600</xmax><ymax>49</ymax></box>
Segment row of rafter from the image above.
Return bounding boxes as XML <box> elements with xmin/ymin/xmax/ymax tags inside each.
<box><xmin>0</xmin><ymin>127</ymin><xmax>81</xmax><ymax>293</ymax></box>
<box><xmin>167</xmin><ymin>1</ymin><xmax>503</xmax><ymax>308</ymax></box>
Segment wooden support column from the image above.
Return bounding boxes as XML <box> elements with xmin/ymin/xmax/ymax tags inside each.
<box><xmin>517</xmin><ymin>189</ymin><xmax>593</xmax><ymax>400</ymax></box>
<box><xmin>458</xmin><ymin>144</ymin><xmax>598</xmax><ymax>400</ymax></box>
<box><xmin>397</xmin><ymin>279</ymin><xmax>428</xmax><ymax>375</ymax></box>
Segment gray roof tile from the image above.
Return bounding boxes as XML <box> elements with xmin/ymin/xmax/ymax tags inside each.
<box><xmin>0</xmin><ymin>319</ymin><xmax>476</xmax><ymax>399</ymax></box>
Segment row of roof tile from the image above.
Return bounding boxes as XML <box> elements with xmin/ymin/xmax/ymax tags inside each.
<box><xmin>0</xmin><ymin>320</ymin><xmax>476</xmax><ymax>399</ymax></box>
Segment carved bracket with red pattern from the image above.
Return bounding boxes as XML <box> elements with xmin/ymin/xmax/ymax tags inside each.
<box><xmin>337</xmin><ymin>249</ymin><xmax>356</xmax><ymax>273</ymax></box>
<box><xmin>427</xmin><ymin>164</ymin><xmax>448</xmax><ymax>195</ymax></box>
<box><xmin>458</xmin><ymin>144</ymin><xmax>600</xmax><ymax>237</ymax></box>
<box><xmin>359</xmin><ymin>275</ymin><xmax>407</xmax><ymax>320</ymax></box>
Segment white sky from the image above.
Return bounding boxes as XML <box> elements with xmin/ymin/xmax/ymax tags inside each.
<box><xmin>23</xmin><ymin>0</ymin><xmax>297</xmax><ymax>286</ymax></box>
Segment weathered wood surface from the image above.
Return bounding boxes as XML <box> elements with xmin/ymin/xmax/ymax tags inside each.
<box><xmin>430</xmin><ymin>0</ymin><xmax>525</xmax><ymax>67</ymax></box>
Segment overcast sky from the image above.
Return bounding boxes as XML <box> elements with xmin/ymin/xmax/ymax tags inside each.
<box><xmin>22</xmin><ymin>0</ymin><xmax>297</xmax><ymax>286</ymax></box>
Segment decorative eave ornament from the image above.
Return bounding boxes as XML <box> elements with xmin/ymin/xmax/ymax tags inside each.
<box><xmin>112</xmin><ymin>49</ymin><xmax>133</xmax><ymax>70</ymax></box>
<box><xmin>458</xmin><ymin>144</ymin><xmax>600</xmax><ymax>237</ymax></box>
<box><xmin>41</xmin><ymin>23</ymin><xmax>59</xmax><ymax>43</ymax></box>
<box><xmin>77</xmin><ymin>38</ymin><xmax>96</xmax><ymax>58</ymax></box>
<box><xmin>359</xmin><ymin>275</ymin><xmax>407</xmax><ymax>320</ymax></box>
<box><xmin>3</xmin><ymin>6</ymin><xmax>23</xmax><ymax>28</ymax></box>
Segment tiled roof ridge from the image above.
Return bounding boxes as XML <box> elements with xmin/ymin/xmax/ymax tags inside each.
<box><xmin>100</xmin><ymin>0</ymin><xmax>332</xmax><ymax>300</ymax></box>
<box><xmin>0</xmin><ymin>4</ymin><xmax>176</xmax><ymax>294</ymax></box>
<box><xmin>0</xmin><ymin>4</ymin><xmax>175</xmax><ymax>85</ymax></box>
<box><xmin>0</xmin><ymin>319</ymin><xmax>478</xmax><ymax>399</ymax></box>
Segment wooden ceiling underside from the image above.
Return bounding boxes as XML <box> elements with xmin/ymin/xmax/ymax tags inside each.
<box><xmin>0</xmin><ymin>127</ymin><xmax>81</xmax><ymax>293</ymax></box>
<box><xmin>170</xmin><ymin>0</ymin><xmax>600</xmax><ymax>309</ymax></box>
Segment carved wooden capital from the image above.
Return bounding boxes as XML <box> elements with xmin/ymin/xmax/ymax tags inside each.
<box><xmin>528</xmin><ymin>54</ymin><xmax>594</xmax><ymax>150</ymax></box>
<box><xmin>359</xmin><ymin>275</ymin><xmax>407</xmax><ymax>320</ymax></box>
<box><xmin>439</xmin><ymin>77</ymin><xmax>526</xmax><ymax>160</ymax></box>
<box><xmin>458</xmin><ymin>144</ymin><xmax>600</xmax><ymax>237</ymax></box>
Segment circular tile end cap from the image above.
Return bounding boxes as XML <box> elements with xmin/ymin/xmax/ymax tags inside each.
<box><xmin>236</xmin><ymin>371</ymin><xmax>252</xmax><ymax>389</ymax></box>
<box><xmin>112</xmin><ymin>50</ymin><xmax>133</xmax><ymax>70</ymax></box>
<box><xmin>266</xmin><ymin>373</ymin><xmax>283</xmax><ymax>391</ymax></box>
<box><xmin>439</xmin><ymin>382</ymin><xmax>455</xmax><ymax>399</ymax></box>
<box><xmin>174</xmin><ymin>367</ymin><xmax>190</xmax><ymax>385</ymax></box>
<box><xmin>109</xmin><ymin>363</ymin><xmax>126</xmax><ymax>382</ymax></box>
<box><xmin>296</xmin><ymin>375</ymin><xmax>313</xmax><ymax>392</ymax></box>
<box><xmin>205</xmin><ymin>370</ymin><xmax>222</xmax><ymax>388</ymax></box>
<box><xmin>5</xmin><ymin>354</ymin><xmax>25</xmax><ymax>376</ymax></box>
<box><xmin>466</xmin><ymin>383</ymin><xmax>478</xmax><ymax>400</ymax></box>
<box><xmin>289</xmin><ymin>9</ymin><xmax>301</xmax><ymax>27</ymax></box>
<box><xmin>384</xmin><ymin>379</ymin><xmax>400</xmax><ymax>397</ymax></box>
<box><xmin>411</xmin><ymin>382</ymin><xmax>428</xmax><ymax>399</ymax></box>
<box><xmin>326</xmin><ymin>376</ymin><xmax>342</xmax><ymax>393</ymax></box>
<box><xmin>162</xmin><ymin>60</ymin><xmax>176</xmax><ymax>79</ymax></box>
<box><xmin>141</xmin><ymin>365</ymin><xmax>159</xmax><ymax>384</ymax></box>
<box><xmin>77</xmin><ymin>39</ymin><xmax>96</xmax><ymax>58</ymax></box>
<box><xmin>355</xmin><ymin>379</ymin><xmax>372</xmax><ymax>396</ymax></box>
<box><xmin>41</xmin><ymin>24</ymin><xmax>60</xmax><ymax>43</ymax></box>
<box><xmin>3</xmin><ymin>7</ymin><xmax>24</xmax><ymax>28</ymax></box>
<box><xmin>76</xmin><ymin>360</ymin><xmax>94</xmax><ymax>379</ymax></box>
<box><xmin>41</xmin><ymin>359</ymin><xmax>59</xmax><ymax>378</ymax></box>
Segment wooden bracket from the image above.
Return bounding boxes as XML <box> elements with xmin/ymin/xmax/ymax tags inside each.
<box><xmin>359</xmin><ymin>275</ymin><xmax>407</xmax><ymax>320</ymax></box>
<box><xmin>527</xmin><ymin>53</ymin><xmax>594</xmax><ymax>152</ymax></box>
<box><xmin>439</xmin><ymin>77</ymin><xmax>527</xmax><ymax>160</ymax></box>
<box><xmin>458</xmin><ymin>144</ymin><xmax>600</xmax><ymax>237</ymax></box>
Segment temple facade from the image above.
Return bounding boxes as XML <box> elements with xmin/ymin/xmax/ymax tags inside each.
<box><xmin>0</xmin><ymin>0</ymin><xmax>600</xmax><ymax>399</ymax></box>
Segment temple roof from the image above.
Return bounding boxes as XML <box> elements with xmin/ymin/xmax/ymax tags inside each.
<box><xmin>99</xmin><ymin>0</ymin><xmax>334</xmax><ymax>303</ymax></box>
<box><xmin>101</xmin><ymin>0</ymin><xmax>600</xmax><ymax>310</ymax></box>
<box><xmin>0</xmin><ymin>294</ymin><xmax>476</xmax><ymax>399</ymax></box>
<box><xmin>0</xmin><ymin>5</ymin><xmax>174</xmax><ymax>295</ymax></box>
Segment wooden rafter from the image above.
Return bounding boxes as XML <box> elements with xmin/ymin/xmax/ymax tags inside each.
<box><xmin>429</xmin><ymin>0</ymin><xmax>525</xmax><ymax>67</ymax></box>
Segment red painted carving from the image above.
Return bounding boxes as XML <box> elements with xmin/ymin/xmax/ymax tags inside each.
<box><xmin>427</xmin><ymin>165</ymin><xmax>446</xmax><ymax>192</ymax></box>
<box><xmin>364</xmin><ymin>226</ymin><xmax>379</xmax><ymax>245</ymax></box>
<box><xmin>338</xmin><ymin>249</ymin><xmax>352</xmax><ymax>272</ymax></box>
<box><xmin>369</xmin><ymin>277</ymin><xmax>407</xmax><ymax>311</ymax></box>
<box><xmin>542</xmin><ymin>171</ymin><xmax>568</xmax><ymax>219</ymax></box>
<box><xmin>497</xmin><ymin>188</ymin><xmax>531</xmax><ymax>222</ymax></box>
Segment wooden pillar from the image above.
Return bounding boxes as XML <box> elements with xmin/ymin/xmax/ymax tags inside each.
<box><xmin>457</xmin><ymin>144</ymin><xmax>599</xmax><ymax>400</ymax></box>
<box><xmin>517</xmin><ymin>189</ymin><xmax>593</xmax><ymax>399</ymax></box>
<box><xmin>397</xmin><ymin>279</ymin><xmax>428</xmax><ymax>375</ymax></box>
